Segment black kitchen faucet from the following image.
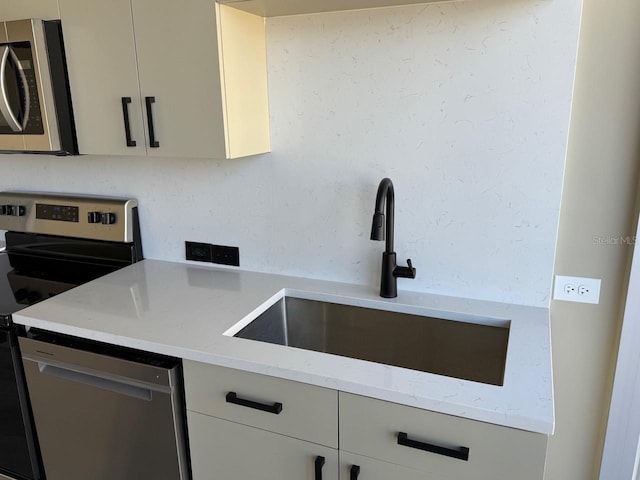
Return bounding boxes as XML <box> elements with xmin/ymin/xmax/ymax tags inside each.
<box><xmin>370</xmin><ymin>178</ymin><xmax>416</xmax><ymax>298</ymax></box>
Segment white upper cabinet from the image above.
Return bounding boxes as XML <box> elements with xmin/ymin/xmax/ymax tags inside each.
<box><xmin>58</xmin><ymin>0</ymin><xmax>144</xmax><ymax>156</ymax></box>
<box><xmin>59</xmin><ymin>0</ymin><xmax>270</xmax><ymax>159</ymax></box>
<box><xmin>217</xmin><ymin>0</ymin><xmax>466</xmax><ymax>17</ymax></box>
<box><xmin>0</xmin><ymin>0</ymin><xmax>59</xmax><ymax>21</ymax></box>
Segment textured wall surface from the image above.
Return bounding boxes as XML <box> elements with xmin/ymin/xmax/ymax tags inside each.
<box><xmin>0</xmin><ymin>0</ymin><xmax>582</xmax><ymax>306</ymax></box>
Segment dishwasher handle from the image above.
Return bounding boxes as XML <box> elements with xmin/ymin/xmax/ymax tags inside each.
<box><xmin>22</xmin><ymin>353</ymin><xmax>172</xmax><ymax>401</ymax></box>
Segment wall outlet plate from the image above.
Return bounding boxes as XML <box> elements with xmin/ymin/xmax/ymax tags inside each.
<box><xmin>211</xmin><ymin>244</ymin><xmax>240</xmax><ymax>266</ymax></box>
<box><xmin>185</xmin><ymin>241</ymin><xmax>240</xmax><ymax>267</ymax></box>
<box><xmin>185</xmin><ymin>241</ymin><xmax>213</xmax><ymax>262</ymax></box>
<box><xmin>553</xmin><ymin>275</ymin><xmax>601</xmax><ymax>304</ymax></box>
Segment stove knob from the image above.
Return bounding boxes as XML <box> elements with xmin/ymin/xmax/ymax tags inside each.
<box><xmin>5</xmin><ymin>205</ymin><xmax>26</xmax><ymax>216</ymax></box>
<box><xmin>101</xmin><ymin>212</ymin><xmax>116</xmax><ymax>225</ymax></box>
<box><xmin>87</xmin><ymin>211</ymin><xmax>101</xmax><ymax>223</ymax></box>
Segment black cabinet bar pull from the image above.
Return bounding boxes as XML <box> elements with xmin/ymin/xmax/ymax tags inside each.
<box><xmin>121</xmin><ymin>97</ymin><xmax>136</xmax><ymax>147</ymax></box>
<box><xmin>145</xmin><ymin>96</ymin><xmax>159</xmax><ymax>148</ymax></box>
<box><xmin>225</xmin><ymin>391</ymin><xmax>283</xmax><ymax>414</ymax></box>
<box><xmin>314</xmin><ymin>456</ymin><xmax>325</xmax><ymax>480</ymax></box>
<box><xmin>397</xmin><ymin>432</ymin><xmax>469</xmax><ymax>461</ymax></box>
<box><xmin>350</xmin><ymin>465</ymin><xmax>360</xmax><ymax>479</ymax></box>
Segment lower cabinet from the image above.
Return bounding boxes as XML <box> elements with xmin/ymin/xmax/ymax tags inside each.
<box><xmin>339</xmin><ymin>392</ymin><xmax>549</xmax><ymax>480</ymax></box>
<box><xmin>183</xmin><ymin>360</ymin><xmax>339</xmax><ymax>480</ymax></box>
<box><xmin>187</xmin><ymin>411</ymin><xmax>339</xmax><ymax>480</ymax></box>
<box><xmin>183</xmin><ymin>360</ymin><xmax>549</xmax><ymax>480</ymax></box>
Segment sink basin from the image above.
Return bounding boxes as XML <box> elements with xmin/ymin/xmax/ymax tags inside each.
<box><xmin>233</xmin><ymin>296</ymin><xmax>510</xmax><ymax>386</ymax></box>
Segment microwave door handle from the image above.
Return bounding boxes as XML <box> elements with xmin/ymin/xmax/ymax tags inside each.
<box><xmin>0</xmin><ymin>46</ymin><xmax>30</xmax><ymax>132</ymax></box>
<box><xmin>0</xmin><ymin>46</ymin><xmax>19</xmax><ymax>130</ymax></box>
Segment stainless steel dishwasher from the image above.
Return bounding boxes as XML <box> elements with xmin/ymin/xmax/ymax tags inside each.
<box><xmin>19</xmin><ymin>329</ymin><xmax>190</xmax><ymax>480</ymax></box>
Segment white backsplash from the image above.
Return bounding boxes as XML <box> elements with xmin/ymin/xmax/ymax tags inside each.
<box><xmin>0</xmin><ymin>0</ymin><xmax>582</xmax><ymax>306</ymax></box>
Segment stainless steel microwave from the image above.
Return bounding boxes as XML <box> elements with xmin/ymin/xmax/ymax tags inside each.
<box><xmin>0</xmin><ymin>19</ymin><xmax>77</xmax><ymax>154</ymax></box>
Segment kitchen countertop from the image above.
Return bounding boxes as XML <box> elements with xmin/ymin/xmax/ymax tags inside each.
<box><xmin>14</xmin><ymin>259</ymin><xmax>554</xmax><ymax>434</ymax></box>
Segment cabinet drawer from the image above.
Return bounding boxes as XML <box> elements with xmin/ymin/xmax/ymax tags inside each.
<box><xmin>183</xmin><ymin>360</ymin><xmax>338</xmax><ymax>448</ymax></box>
<box><xmin>339</xmin><ymin>393</ymin><xmax>548</xmax><ymax>480</ymax></box>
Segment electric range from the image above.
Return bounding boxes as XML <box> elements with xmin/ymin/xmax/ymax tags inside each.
<box><xmin>0</xmin><ymin>191</ymin><xmax>142</xmax><ymax>480</ymax></box>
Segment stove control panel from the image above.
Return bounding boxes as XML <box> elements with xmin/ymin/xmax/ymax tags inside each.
<box><xmin>36</xmin><ymin>204</ymin><xmax>79</xmax><ymax>222</ymax></box>
<box><xmin>0</xmin><ymin>192</ymin><xmax>138</xmax><ymax>243</ymax></box>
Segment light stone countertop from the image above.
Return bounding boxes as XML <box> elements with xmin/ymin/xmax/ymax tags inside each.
<box><xmin>13</xmin><ymin>259</ymin><xmax>554</xmax><ymax>435</ymax></box>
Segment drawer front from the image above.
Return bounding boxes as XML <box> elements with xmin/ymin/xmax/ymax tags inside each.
<box><xmin>188</xmin><ymin>411</ymin><xmax>339</xmax><ymax>480</ymax></box>
<box><xmin>339</xmin><ymin>393</ymin><xmax>548</xmax><ymax>480</ymax></box>
<box><xmin>183</xmin><ymin>360</ymin><xmax>338</xmax><ymax>448</ymax></box>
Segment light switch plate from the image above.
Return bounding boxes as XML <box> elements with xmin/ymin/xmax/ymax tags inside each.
<box><xmin>553</xmin><ymin>275</ymin><xmax>601</xmax><ymax>304</ymax></box>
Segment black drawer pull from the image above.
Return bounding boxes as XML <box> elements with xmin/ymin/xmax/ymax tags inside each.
<box><xmin>350</xmin><ymin>465</ymin><xmax>360</xmax><ymax>479</ymax></box>
<box><xmin>121</xmin><ymin>97</ymin><xmax>136</xmax><ymax>147</ymax></box>
<box><xmin>315</xmin><ymin>456</ymin><xmax>325</xmax><ymax>480</ymax></box>
<box><xmin>397</xmin><ymin>432</ymin><xmax>469</xmax><ymax>461</ymax></box>
<box><xmin>225</xmin><ymin>391</ymin><xmax>283</xmax><ymax>414</ymax></box>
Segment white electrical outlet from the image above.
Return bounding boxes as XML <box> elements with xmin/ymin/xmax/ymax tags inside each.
<box><xmin>553</xmin><ymin>275</ymin><xmax>601</xmax><ymax>304</ymax></box>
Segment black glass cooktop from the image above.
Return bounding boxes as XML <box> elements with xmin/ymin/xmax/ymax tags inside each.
<box><xmin>0</xmin><ymin>232</ymin><xmax>137</xmax><ymax>327</ymax></box>
<box><xmin>0</xmin><ymin>252</ymin><xmax>27</xmax><ymax>324</ymax></box>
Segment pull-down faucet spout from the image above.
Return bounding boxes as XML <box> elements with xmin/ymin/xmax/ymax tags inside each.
<box><xmin>370</xmin><ymin>178</ymin><xmax>394</xmax><ymax>252</ymax></box>
<box><xmin>370</xmin><ymin>178</ymin><xmax>416</xmax><ymax>298</ymax></box>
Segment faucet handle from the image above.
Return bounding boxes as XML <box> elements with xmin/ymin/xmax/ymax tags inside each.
<box><xmin>406</xmin><ymin>259</ymin><xmax>416</xmax><ymax>278</ymax></box>
<box><xmin>394</xmin><ymin>259</ymin><xmax>416</xmax><ymax>279</ymax></box>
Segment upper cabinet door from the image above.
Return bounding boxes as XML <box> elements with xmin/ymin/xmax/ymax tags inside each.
<box><xmin>130</xmin><ymin>0</ymin><xmax>269</xmax><ymax>159</ymax></box>
<box><xmin>0</xmin><ymin>0</ymin><xmax>59</xmax><ymax>21</ymax></box>
<box><xmin>130</xmin><ymin>0</ymin><xmax>227</xmax><ymax>159</ymax></box>
<box><xmin>58</xmin><ymin>0</ymin><xmax>147</xmax><ymax>156</ymax></box>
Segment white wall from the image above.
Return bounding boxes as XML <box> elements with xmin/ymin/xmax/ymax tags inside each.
<box><xmin>0</xmin><ymin>0</ymin><xmax>582</xmax><ymax>306</ymax></box>
<box><xmin>546</xmin><ymin>0</ymin><xmax>640</xmax><ymax>477</ymax></box>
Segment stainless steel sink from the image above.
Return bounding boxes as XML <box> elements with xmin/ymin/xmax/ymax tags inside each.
<box><xmin>234</xmin><ymin>296</ymin><xmax>510</xmax><ymax>386</ymax></box>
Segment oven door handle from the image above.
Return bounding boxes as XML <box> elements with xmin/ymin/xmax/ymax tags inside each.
<box><xmin>0</xmin><ymin>45</ymin><xmax>30</xmax><ymax>132</ymax></box>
